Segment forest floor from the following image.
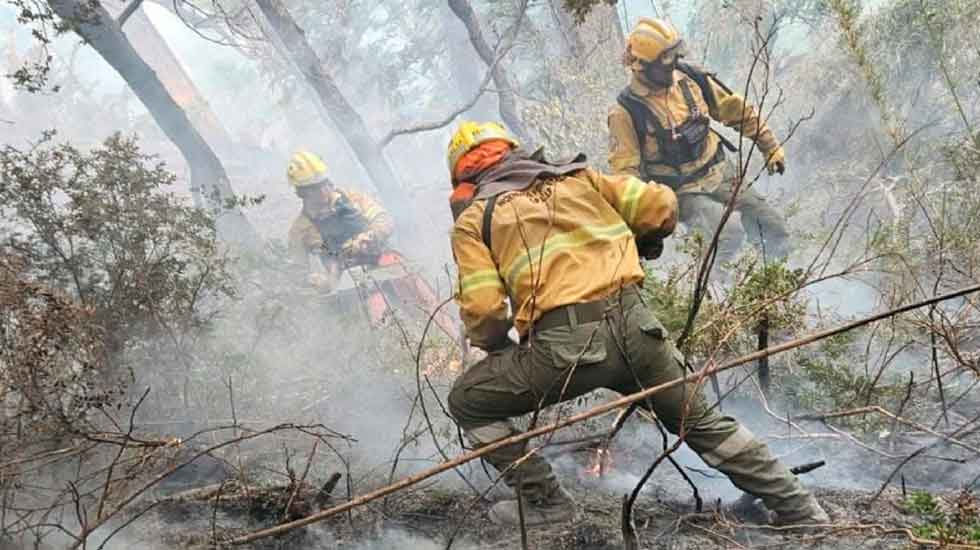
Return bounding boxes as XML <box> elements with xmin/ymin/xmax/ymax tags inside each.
<box><xmin>140</xmin><ymin>402</ymin><xmax>980</xmax><ymax>550</ymax></box>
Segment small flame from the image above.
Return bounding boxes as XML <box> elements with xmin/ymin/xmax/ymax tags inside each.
<box><xmin>585</xmin><ymin>447</ymin><xmax>614</xmax><ymax>477</ymax></box>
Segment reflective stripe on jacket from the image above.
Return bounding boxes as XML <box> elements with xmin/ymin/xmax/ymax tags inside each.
<box><xmin>451</xmin><ymin>168</ymin><xmax>677</xmax><ymax>349</ymax></box>
<box><xmin>608</xmin><ymin>70</ymin><xmax>780</xmax><ymax>193</ymax></box>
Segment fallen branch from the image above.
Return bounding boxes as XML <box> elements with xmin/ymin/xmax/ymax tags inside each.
<box><xmin>795</xmin><ymin>405</ymin><xmax>980</xmax><ymax>455</ymax></box>
<box><xmin>224</xmin><ymin>283</ymin><xmax>980</xmax><ymax>546</ymax></box>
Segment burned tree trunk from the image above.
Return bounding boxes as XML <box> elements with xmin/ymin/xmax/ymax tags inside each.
<box><xmin>252</xmin><ymin>0</ymin><xmax>404</xmax><ymax>206</ymax></box>
<box><xmin>122</xmin><ymin>7</ymin><xmax>235</xmax><ymax>153</ymax></box>
<box><xmin>447</xmin><ymin>0</ymin><xmax>529</xmax><ymax>141</ymax></box>
<box><xmin>47</xmin><ymin>0</ymin><xmax>258</xmax><ymax>245</ymax></box>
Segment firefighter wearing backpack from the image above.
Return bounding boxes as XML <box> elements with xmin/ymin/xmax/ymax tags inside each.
<box><xmin>445</xmin><ymin>121</ymin><xmax>828</xmax><ymax>528</ymax></box>
<box><xmin>608</xmin><ymin>18</ymin><xmax>790</xmax><ymax>262</ymax></box>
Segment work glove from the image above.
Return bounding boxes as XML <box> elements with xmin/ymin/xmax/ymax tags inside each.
<box><xmin>342</xmin><ymin>233</ymin><xmax>380</xmax><ymax>258</ymax></box>
<box><xmin>308</xmin><ymin>271</ymin><xmax>334</xmax><ymax>291</ymax></box>
<box><xmin>766</xmin><ymin>147</ymin><xmax>786</xmax><ymax>176</ymax></box>
<box><xmin>635</xmin><ymin>233</ymin><xmax>665</xmax><ymax>260</ymax></box>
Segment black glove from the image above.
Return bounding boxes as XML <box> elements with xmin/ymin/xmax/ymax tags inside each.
<box><xmin>636</xmin><ymin>234</ymin><xmax>665</xmax><ymax>260</ymax></box>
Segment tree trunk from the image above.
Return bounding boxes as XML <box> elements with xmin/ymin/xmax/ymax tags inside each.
<box><xmin>47</xmin><ymin>0</ymin><xmax>258</xmax><ymax>246</ymax></box>
<box><xmin>440</xmin><ymin>1</ymin><xmax>495</xmax><ymax>121</ymax></box>
<box><xmin>447</xmin><ymin>0</ymin><xmax>529</xmax><ymax>141</ymax></box>
<box><xmin>548</xmin><ymin>0</ymin><xmax>584</xmax><ymax>58</ymax></box>
<box><xmin>123</xmin><ymin>8</ymin><xmax>235</xmax><ymax>153</ymax></box>
<box><xmin>252</xmin><ymin>0</ymin><xmax>405</xmax><ymax>213</ymax></box>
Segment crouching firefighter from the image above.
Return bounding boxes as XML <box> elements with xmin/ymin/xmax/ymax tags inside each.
<box><xmin>445</xmin><ymin>121</ymin><xmax>829</xmax><ymax>527</ymax></box>
<box><xmin>609</xmin><ymin>17</ymin><xmax>791</xmax><ymax>263</ymax></box>
<box><xmin>285</xmin><ymin>151</ymin><xmax>456</xmax><ymax>335</ymax></box>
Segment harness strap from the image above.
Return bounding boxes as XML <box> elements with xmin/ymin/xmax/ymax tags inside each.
<box><xmin>645</xmin><ymin>146</ymin><xmax>726</xmax><ymax>189</ymax></box>
<box><xmin>481</xmin><ymin>194</ymin><xmax>498</xmax><ymax>252</ymax></box>
<box><xmin>679</xmin><ymin>79</ymin><xmax>699</xmax><ymax>116</ymax></box>
<box><xmin>617</xmin><ymin>90</ymin><xmax>675</xmax><ymax>152</ymax></box>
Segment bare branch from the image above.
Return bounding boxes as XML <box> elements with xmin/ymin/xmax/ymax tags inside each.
<box><xmin>116</xmin><ymin>0</ymin><xmax>144</xmax><ymax>27</ymax></box>
<box><xmin>224</xmin><ymin>282</ymin><xmax>980</xmax><ymax>546</ymax></box>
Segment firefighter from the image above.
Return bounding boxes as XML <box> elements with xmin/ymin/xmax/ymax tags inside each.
<box><xmin>285</xmin><ymin>151</ymin><xmax>394</xmax><ymax>289</ymax></box>
<box><xmin>445</xmin><ymin>121</ymin><xmax>828</xmax><ymax>527</ymax></box>
<box><xmin>608</xmin><ymin>17</ymin><xmax>790</xmax><ymax>263</ymax></box>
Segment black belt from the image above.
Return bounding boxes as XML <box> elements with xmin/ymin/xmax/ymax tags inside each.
<box><xmin>531</xmin><ymin>285</ymin><xmax>641</xmax><ymax>333</ymax></box>
<box><xmin>642</xmin><ymin>146</ymin><xmax>725</xmax><ymax>189</ymax></box>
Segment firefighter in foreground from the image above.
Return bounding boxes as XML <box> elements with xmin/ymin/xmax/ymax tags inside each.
<box><xmin>445</xmin><ymin>122</ymin><xmax>828</xmax><ymax>527</ymax></box>
<box><xmin>608</xmin><ymin>17</ymin><xmax>790</xmax><ymax>262</ymax></box>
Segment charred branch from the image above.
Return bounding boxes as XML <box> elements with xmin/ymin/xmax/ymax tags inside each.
<box><xmin>225</xmin><ymin>282</ymin><xmax>980</xmax><ymax>546</ymax></box>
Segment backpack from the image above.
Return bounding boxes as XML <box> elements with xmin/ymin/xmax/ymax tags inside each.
<box><xmin>616</xmin><ymin>62</ymin><xmax>737</xmax><ymax>160</ymax></box>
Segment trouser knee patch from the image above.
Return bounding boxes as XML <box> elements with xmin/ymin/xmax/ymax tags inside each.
<box><xmin>699</xmin><ymin>424</ymin><xmax>757</xmax><ymax>467</ymax></box>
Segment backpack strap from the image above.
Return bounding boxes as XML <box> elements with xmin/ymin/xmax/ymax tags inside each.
<box><xmin>617</xmin><ymin>87</ymin><xmax>680</xmax><ymax>174</ymax></box>
<box><xmin>678</xmin><ymin>78</ymin><xmax>700</xmax><ymax>116</ymax></box>
<box><xmin>677</xmin><ymin>62</ymin><xmax>738</xmax><ymax>153</ymax></box>
<box><xmin>677</xmin><ymin>61</ymin><xmax>721</xmax><ymax>113</ymax></box>
<box><xmin>616</xmin><ymin>88</ymin><xmax>650</xmax><ymax>152</ymax></box>
<box><xmin>481</xmin><ymin>195</ymin><xmax>498</xmax><ymax>252</ymax></box>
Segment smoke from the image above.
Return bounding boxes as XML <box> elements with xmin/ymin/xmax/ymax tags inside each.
<box><xmin>3</xmin><ymin>0</ymin><xmax>980</xmax><ymax>548</ymax></box>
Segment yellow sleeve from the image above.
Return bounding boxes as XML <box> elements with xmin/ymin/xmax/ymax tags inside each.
<box><xmin>607</xmin><ymin>104</ymin><xmax>643</xmax><ymax>177</ymax></box>
<box><xmin>348</xmin><ymin>190</ymin><xmax>394</xmax><ymax>242</ymax></box>
<box><xmin>707</xmin><ymin>76</ymin><xmax>781</xmax><ymax>154</ymax></box>
<box><xmin>287</xmin><ymin>215</ymin><xmax>321</xmax><ymax>267</ymax></box>
<box><xmin>451</xmin><ymin>214</ymin><xmax>511</xmax><ymax>351</ymax></box>
<box><xmin>586</xmin><ymin>168</ymin><xmax>679</xmax><ymax>238</ymax></box>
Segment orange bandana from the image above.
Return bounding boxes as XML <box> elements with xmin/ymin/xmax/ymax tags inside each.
<box><xmin>449</xmin><ymin>140</ymin><xmax>513</xmax><ymax>218</ymax></box>
<box><xmin>452</xmin><ymin>140</ymin><xmax>513</xmax><ymax>186</ymax></box>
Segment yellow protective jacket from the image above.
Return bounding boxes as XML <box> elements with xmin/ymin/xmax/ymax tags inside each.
<box><xmin>287</xmin><ymin>188</ymin><xmax>393</xmax><ymax>268</ymax></box>
<box><xmin>451</xmin><ymin>168</ymin><xmax>677</xmax><ymax>350</ymax></box>
<box><xmin>608</xmin><ymin>69</ymin><xmax>780</xmax><ymax>193</ymax></box>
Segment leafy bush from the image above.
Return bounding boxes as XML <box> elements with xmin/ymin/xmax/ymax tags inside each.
<box><xmin>0</xmin><ymin>132</ymin><xmax>235</xmax><ymax>366</ymax></box>
<box><xmin>904</xmin><ymin>490</ymin><xmax>980</xmax><ymax>544</ymax></box>
<box><xmin>0</xmin><ymin>253</ymin><xmax>115</xmax><ymax>443</ymax></box>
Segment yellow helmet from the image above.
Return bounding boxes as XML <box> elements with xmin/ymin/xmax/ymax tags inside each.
<box><xmin>287</xmin><ymin>151</ymin><xmax>328</xmax><ymax>188</ymax></box>
<box><xmin>447</xmin><ymin>121</ymin><xmax>519</xmax><ymax>175</ymax></box>
<box><xmin>627</xmin><ymin>17</ymin><xmax>682</xmax><ymax>66</ymax></box>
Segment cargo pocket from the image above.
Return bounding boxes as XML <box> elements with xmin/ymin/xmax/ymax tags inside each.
<box><xmin>455</xmin><ymin>348</ymin><xmax>530</xmax><ymax>395</ymax></box>
<box><xmin>535</xmin><ymin>322</ymin><xmax>607</xmax><ymax>370</ymax></box>
<box><xmin>638</xmin><ymin>315</ymin><xmax>686</xmax><ymax>366</ymax></box>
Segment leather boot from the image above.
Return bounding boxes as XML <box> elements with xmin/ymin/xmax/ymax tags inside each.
<box><xmin>489</xmin><ymin>486</ymin><xmax>577</xmax><ymax>527</ymax></box>
<box><xmin>771</xmin><ymin>493</ymin><xmax>830</xmax><ymax>527</ymax></box>
<box><xmin>698</xmin><ymin>425</ymin><xmax>829</xmax><ymax>526</ymax></box>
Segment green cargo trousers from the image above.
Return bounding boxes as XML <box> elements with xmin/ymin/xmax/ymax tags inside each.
<box><xmin>448</xmin><ymin>287</ymin><xmax>813</xmax><ymax>515</ymax></box>
<box><xmin>678</xmin><ymin>162</ymin><xmax>790</xmax><ymax>263</ymax></box>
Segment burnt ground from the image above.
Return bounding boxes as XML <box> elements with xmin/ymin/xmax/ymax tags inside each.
<box><xmin>126</xmin><ymin>395</ymin><xmax>980</xmax><ymax>549</ymax></box>
<box><xmin>138</xmin><ymin>433</ymin><xmax>978</xmax><ymax>550</ymax></box>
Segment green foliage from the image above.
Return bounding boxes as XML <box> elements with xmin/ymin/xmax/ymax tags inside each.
<box><xmin>727</xmin><ymin>261</ymin><xmax>807</xmax><ymax>330</ymax></box>
<box><xmin>904</xmin><ymin>491</ymin><xmax>980</xmax><ymax>544</ymax></box>
<box><xmin>639</xmin><ymin>236</ymin><xmax>808</xmax><ymax>359</ymax></box>
<box><xmin>906</xmin><ymin>491</ymin><xmax>941</xmax><ymax>515</ymax></box>
<box><xmin>0</xmin><ymin>132</ymin><xmax>235</xmax><ymax>361</ymax></box>
<box><xmin>4</xmin><ymin>0</ymin><xmax>101</xmax><ymax>92</ymax></box>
